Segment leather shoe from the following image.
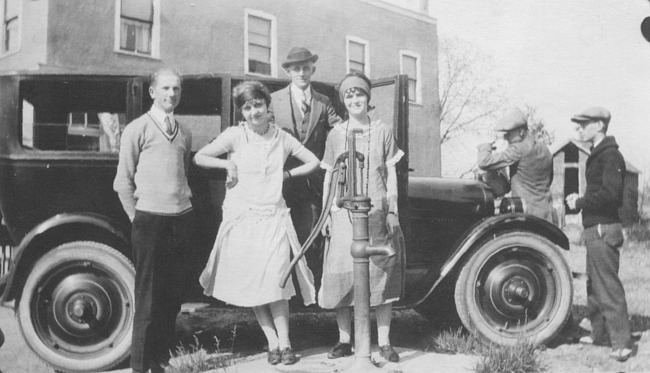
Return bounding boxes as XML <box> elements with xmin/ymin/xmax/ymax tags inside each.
<box><xmin>267</xmin><ymin>347</ymin><xmax>281</xmax><ymax>365</ymax></box>
<box><xmin>379</xmin><ymin>345</ymin><xmax>399</xmax><ymax>362</ymax></box>
<box><xmin>579</xmin><ymin>335</ymin><xmax>611</xmax><ymax>347</ymax></box>
<box><xmin>280</xmin><ymin>347</ymin><xmax>297</xmax><ymax>365</ymax></box>
<box><xmin>328</xmin><ymin>342</ymin><xmax>353</xmax><ymax>359</ymax></box>
<box><xmin>610</xmin><ymin>347</ymin><xmax>633</xmax><ymax>362</ymax></box>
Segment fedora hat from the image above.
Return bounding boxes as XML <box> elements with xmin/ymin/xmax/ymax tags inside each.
<box><xmin>282</xmin><ymin>47</ymin><xmax>319</xmax><ymax>68</ymax></box>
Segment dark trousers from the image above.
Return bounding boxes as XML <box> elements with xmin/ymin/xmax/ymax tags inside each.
<box><xmin>286</xmin><ymin>190</ymin><xmax>323</xmax><ymax>293</ymax></box>
<box><xmin>130</xmin><ymin>210</ymin><xmax>196</xmax><ymax>372</ymax></box>
<box><xmin>584</xmin><ymin>223</ymin><xmax>632</xmax><ymax>349</ymax></box>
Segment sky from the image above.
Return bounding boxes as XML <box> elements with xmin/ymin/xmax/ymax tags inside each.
<box><xmin>389</xmin><ymin>0</ymin><xmax>650</xmax><ymax>180</ymax></box>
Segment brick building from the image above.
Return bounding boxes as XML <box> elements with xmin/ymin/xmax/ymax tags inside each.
<box><xmin>0</xmin><ymin>0</ymin><xmax>441</xmax><ymax>176</ymax></box>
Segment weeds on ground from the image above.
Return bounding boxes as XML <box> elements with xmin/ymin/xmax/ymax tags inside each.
<box><xmin>429</xmin><ymin>327</ymin><xmax>546</xmax><ymax>373</ymax></box>
<box><xmin>165</xmin><ymin>326</ymin><xmax>238</xmax><ymax>373</ymax></box>
<box><xmin>429</xmin><ymin>327</ymin><xmax>484</xmax><ymax>355</ymax></box>
<box><xmin>474</xmin><ymin>338</ymin><xmax>546</xmax><ymax>373</ymax></box>
<box><xmin>625</xmin><ymin>222</ymin><xmax>650</xmax><ymax>243</ymax></box>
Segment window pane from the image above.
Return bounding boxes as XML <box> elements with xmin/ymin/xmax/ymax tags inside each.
<box><xmin>249</xmin><ymin>60</ymin><xmax>271</xmax><ymax>75</ymax></box>
<box><xmin>402</xmin><ymin>55</ymin><xmax>417</xmax><ymax>77</ymax></box>
<box><xmin>120</xmin><ymin>18</ymin><xmax>151</xmax><ymax>54</ymax></box>
<box><xmin>349</xmin><ymin>61</ymin><xmax>365</xmax><ymax>74</ymax></box>
<box><xmin>120</xmin><ymin>21</ymin><xmax>136</xmax><ymax>51</ymax></box>
<box><xmin>5</xmin><ymin>0</ymin><xmax>19</xmax><ymax>19</ymax></box>
<box><xmin>249</xmin><ymin>44</ymin><xmax>270</xmax><ymax>62</ymax></box>
<box><xmin>20</xmin><ymin>80</ymin><xmax>127</xmax><ymax>153</ymax></box>
<box><xmin>136</xmin><ymin>22</ymin><xmax>151</xmax><ymax>54</ymax></box>
<box><xmin>349</xmin><ymin>41</ymin><xmax>365</xmax><ymax>63</ymax></box>
<box><xmin>247</xmin><ymin>15</ymin><xmax>272</xmax><ymax>75</ymax></box>
<box><xmin>248</xmin><ymin>16</ymin><xmax>270</xmax><ymax>37</ymax></box>
<box><xmin>248</xmin><ymin>32</ymin><xmax>269</xmax><ymax>47</ymax></box>
<box><xmin>121</xmin><ymin>0</ymin><xmax>152</xmax><ymax>22</ymax></box>
<box><xmin>408</xmin><ymin>78</ymin><xmax>416</xmax><ymax>102</ymax></box>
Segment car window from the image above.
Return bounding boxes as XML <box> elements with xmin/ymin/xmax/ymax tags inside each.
<box><xmin>20</xmin><ymin>79</ymin><xmax>128</xmax><ymax>153</ymax></box>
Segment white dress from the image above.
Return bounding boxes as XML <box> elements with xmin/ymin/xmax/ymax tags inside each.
<box><xmin>199</xmin><ymin>124</ymin><xmax>315</xmax><ymax>307</ymax></box>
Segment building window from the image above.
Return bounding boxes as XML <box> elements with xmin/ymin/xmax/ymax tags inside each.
<box><xmin>116</xmin><ymin>0</ymin><xmax>159</xmax><ymax>57</ymax></box>
<box><xmin>346</xmin><ymin>36</ymin><xmax>369</xmax><ymax>75</ymax></box>
<box><xmin>400</xmin><ymin>51</ymin><xmax>421</xmax><ymax>104</ymax></box>
<box><xmin>2</xmin><ymin>0</ymin><xmax>20</xmax><ymax>53</ymax></box>
<box><xmin>245</xmin><ymin>9</ymin><xmax>276</xmax><ymax>77</ymax></box>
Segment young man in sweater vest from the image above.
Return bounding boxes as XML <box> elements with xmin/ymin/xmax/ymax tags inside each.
<box><xmin>566</xmin><ymin>107</ymin><xmax>634</xmax><ymax>362</ymax></box>
<box><xmin>114</xmin><ymin>67</ymin><xmax>196</xmax><ymax>373</ymax></box>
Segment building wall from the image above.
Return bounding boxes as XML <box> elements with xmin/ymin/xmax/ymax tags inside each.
<box><xmin>3</xmin><ymin>0</ymin><xmax>440</xmax><ymax>176</ymax></box>
<box><xmin>0</xmin><ymin>0</ymin><xmax>48</xmax><ymax>71</ymax></box>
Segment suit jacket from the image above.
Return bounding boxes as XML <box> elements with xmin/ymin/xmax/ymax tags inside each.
<box><xmin>477</xmin><ymin>136</ymin><xmax>554</xmax><ymax>222</ymax></box>
<box><xmin>269</xmin><ymin>85</ymin><xmax>341</xmax><ymax>201</ymax></box>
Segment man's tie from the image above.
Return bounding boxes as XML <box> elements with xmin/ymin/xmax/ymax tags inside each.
<box><xmin>164</xmin><ymin>115</ymin><xmax>174</xmax><ymax>135</ymax></box>
<box><xmin>301</xmin><ymin>95</ymin><xmax>310</xmax><ymax>116</ymax></box>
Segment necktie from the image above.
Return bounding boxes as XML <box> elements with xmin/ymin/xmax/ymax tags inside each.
<box><xmin>164</xmin><ymin>115</ymin><xmax>173</xmax><ymax>135</ymax></box>
<box><xmin>301</xmin><ymin>95</ymin><xmax>310</xmax><ymax>116</ymax></box>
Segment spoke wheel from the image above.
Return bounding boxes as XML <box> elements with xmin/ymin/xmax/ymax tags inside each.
<box><xmin>455</xmin><ymin>232</ymin><xmax>572</xmax><ymax>346</ymax></box>
<box><xmin>18</xmin><ymin>241</ymin><xmax>134</xmax><ymax>372</ymax></box>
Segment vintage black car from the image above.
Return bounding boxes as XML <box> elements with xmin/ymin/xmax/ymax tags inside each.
<box><xmin>0</xmin><ymin>71</ymin><xmax>573</xmax><ymax>372</ymax></box>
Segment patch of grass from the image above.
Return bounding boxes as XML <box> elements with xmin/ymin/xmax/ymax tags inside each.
<box><xmin>165</xmin><ymin>329</ymin><xmax>237</xmax><ymax>373</ymax></box>
<box><xmin>429</xmin><ymin>328</ymin><xmax>546</xmax><ymax>373</ymax></box>
<box><xmin>625</xmin><ymin>222</ymin><xmax>650</xmax><ymax>243</ymax></box>
<box><xmin>474</xmin><ymin>338</ymin><xmax>546</xmax><ymax>373</ymax></box>
<box><xmin>429</xmin><ymin>327</ymin><xmax>484</xmax><ymax>355</ymax></box>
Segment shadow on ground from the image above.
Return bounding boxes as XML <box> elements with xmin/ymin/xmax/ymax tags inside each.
<box><xmin>174</xmin><ymin>303</ymin><xmax>462</xmax><ymax>358</ymax></box>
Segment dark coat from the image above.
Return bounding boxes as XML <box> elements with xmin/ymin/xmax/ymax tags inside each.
<box><xmin>269</xmin><ymin>85</ymin><xmax>341</xmax><ymax>201</ymax></box>
<box><xmin>576</xmin><ymin>136</ymin><xmax>626</xmax><ymax>228</ymax></box>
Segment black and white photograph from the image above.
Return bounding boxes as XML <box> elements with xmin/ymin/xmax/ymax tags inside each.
<box><xmin>0</xmin><ymin>1</ymin><xmax>649</xmax><ymax>372</ymax></box>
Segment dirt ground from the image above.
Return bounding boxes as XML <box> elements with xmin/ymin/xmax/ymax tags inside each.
<box><xmin>1</xmin><ymin>242</ymin><xmax>648</xmax><ymax>373</ymax></box>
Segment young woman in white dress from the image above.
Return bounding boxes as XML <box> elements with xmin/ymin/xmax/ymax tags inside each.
<box><xmin>194</xmin><ymin>81</ymin><xmax>319</xmax><ymax>365</ymax></box>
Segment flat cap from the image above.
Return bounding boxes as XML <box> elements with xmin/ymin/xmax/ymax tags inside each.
<box><xmin>570</xmin><ymin>106</ymin><xmax>611</xmax><ymax>124</ymax></box>
<box><xmin>494</xmin><ymin>108</ymin><xmax>528</xmax><ymax>131</ymax></box>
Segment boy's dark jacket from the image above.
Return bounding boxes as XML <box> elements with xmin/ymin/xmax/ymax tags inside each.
<box><xmin>576</xmin><ymin>136</ymin><xmax>626</xmax><ymax>228</ymax></box>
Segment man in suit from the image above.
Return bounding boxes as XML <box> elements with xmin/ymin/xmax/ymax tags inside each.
<box><xmin>269</xmin><ymin>47</ymin><xmax>341</xmax><ymax>286</ymax></box>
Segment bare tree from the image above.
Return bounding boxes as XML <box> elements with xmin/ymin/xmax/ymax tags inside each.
<box><xmin>438</xmin><ymin>36</ymin><xmax>508</xmax><ymax>145</ymax></box>
<box><xmin>521</xmin><ymin>104</ymin><xmax>554</xmax><ymax>145</ymax></box>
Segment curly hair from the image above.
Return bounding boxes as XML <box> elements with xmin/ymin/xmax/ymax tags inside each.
<box><xmin>233</xmin><ymin>81</ymin><xmax>272</xmax><ymax>108</ymax></box>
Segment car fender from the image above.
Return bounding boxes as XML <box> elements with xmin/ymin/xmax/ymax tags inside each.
<box><xmin>1</xmin><ymin>213</ymin><xmax>130</xmax><ymax>305</ymax></box>
<box><xmin>415</xmin><ymin>213</ymin><xmax>569</xmax><ymax>306</ymax></box>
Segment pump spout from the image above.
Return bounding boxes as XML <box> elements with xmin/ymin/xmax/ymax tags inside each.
<box><xmin>365</xmin><ymin>244</ymin><xmax>396</xmax><ymax>258</ymax></box>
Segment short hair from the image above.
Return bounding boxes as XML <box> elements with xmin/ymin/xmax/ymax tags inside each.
<box><xmin>600</xmin><ymin>118</ymin><xmax>610</xmax><ymax>133</ymax></box>
<box><xmin>149</xmin><ymin>67</ymin><xmax>183</xmax><ymax>88</ymax></box>
<box><xmin>233</xmin><ymin>81</ymin><xmax>272</xmax><ymax>108</ymax></box>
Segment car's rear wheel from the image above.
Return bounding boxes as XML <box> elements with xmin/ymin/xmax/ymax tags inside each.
<box><xmin>17</xmin><ymin>241</ymin><xmax>134</xmax><ymax>372</ymax></box>
<box><xmin>454</xmin><ymin>232</ymin><xmax>572</xmax><ymax>346</ymax></box>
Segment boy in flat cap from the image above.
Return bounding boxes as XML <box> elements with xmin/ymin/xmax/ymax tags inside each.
<box><xmin>477</xmin><ymin>108</ymin><xmax>554</xmax><ymax>221</ymax></box>
<box><xmin>566</xmin><ymin>106</ymin><xmax>634</xmax><ymax>362</ymax></box>
<box><xmin>269</xmin><ymin>47</ymin><xmax>341</xmax><ymax>286</ymax></box>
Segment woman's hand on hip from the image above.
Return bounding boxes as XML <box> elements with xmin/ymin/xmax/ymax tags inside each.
<box><xmin>386</xmin><ymin>213</ymin><xmax>400</xmax><ymax>238</ymax></box>
<box><xmin>226</xmin><ymin>163</ymin><xmax>238</xmax><ymax>189</ymax></box>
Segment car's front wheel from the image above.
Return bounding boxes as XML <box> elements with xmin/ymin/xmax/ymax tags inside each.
<box><xmin>17</xmin><ymin>241</ymin><xmax>134</xmax><ymax>372</ymax></box>
<box><xmin>454</xmin><ymin>232</ymin><xmax>573</xmax><ymax>346</ymax></box>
